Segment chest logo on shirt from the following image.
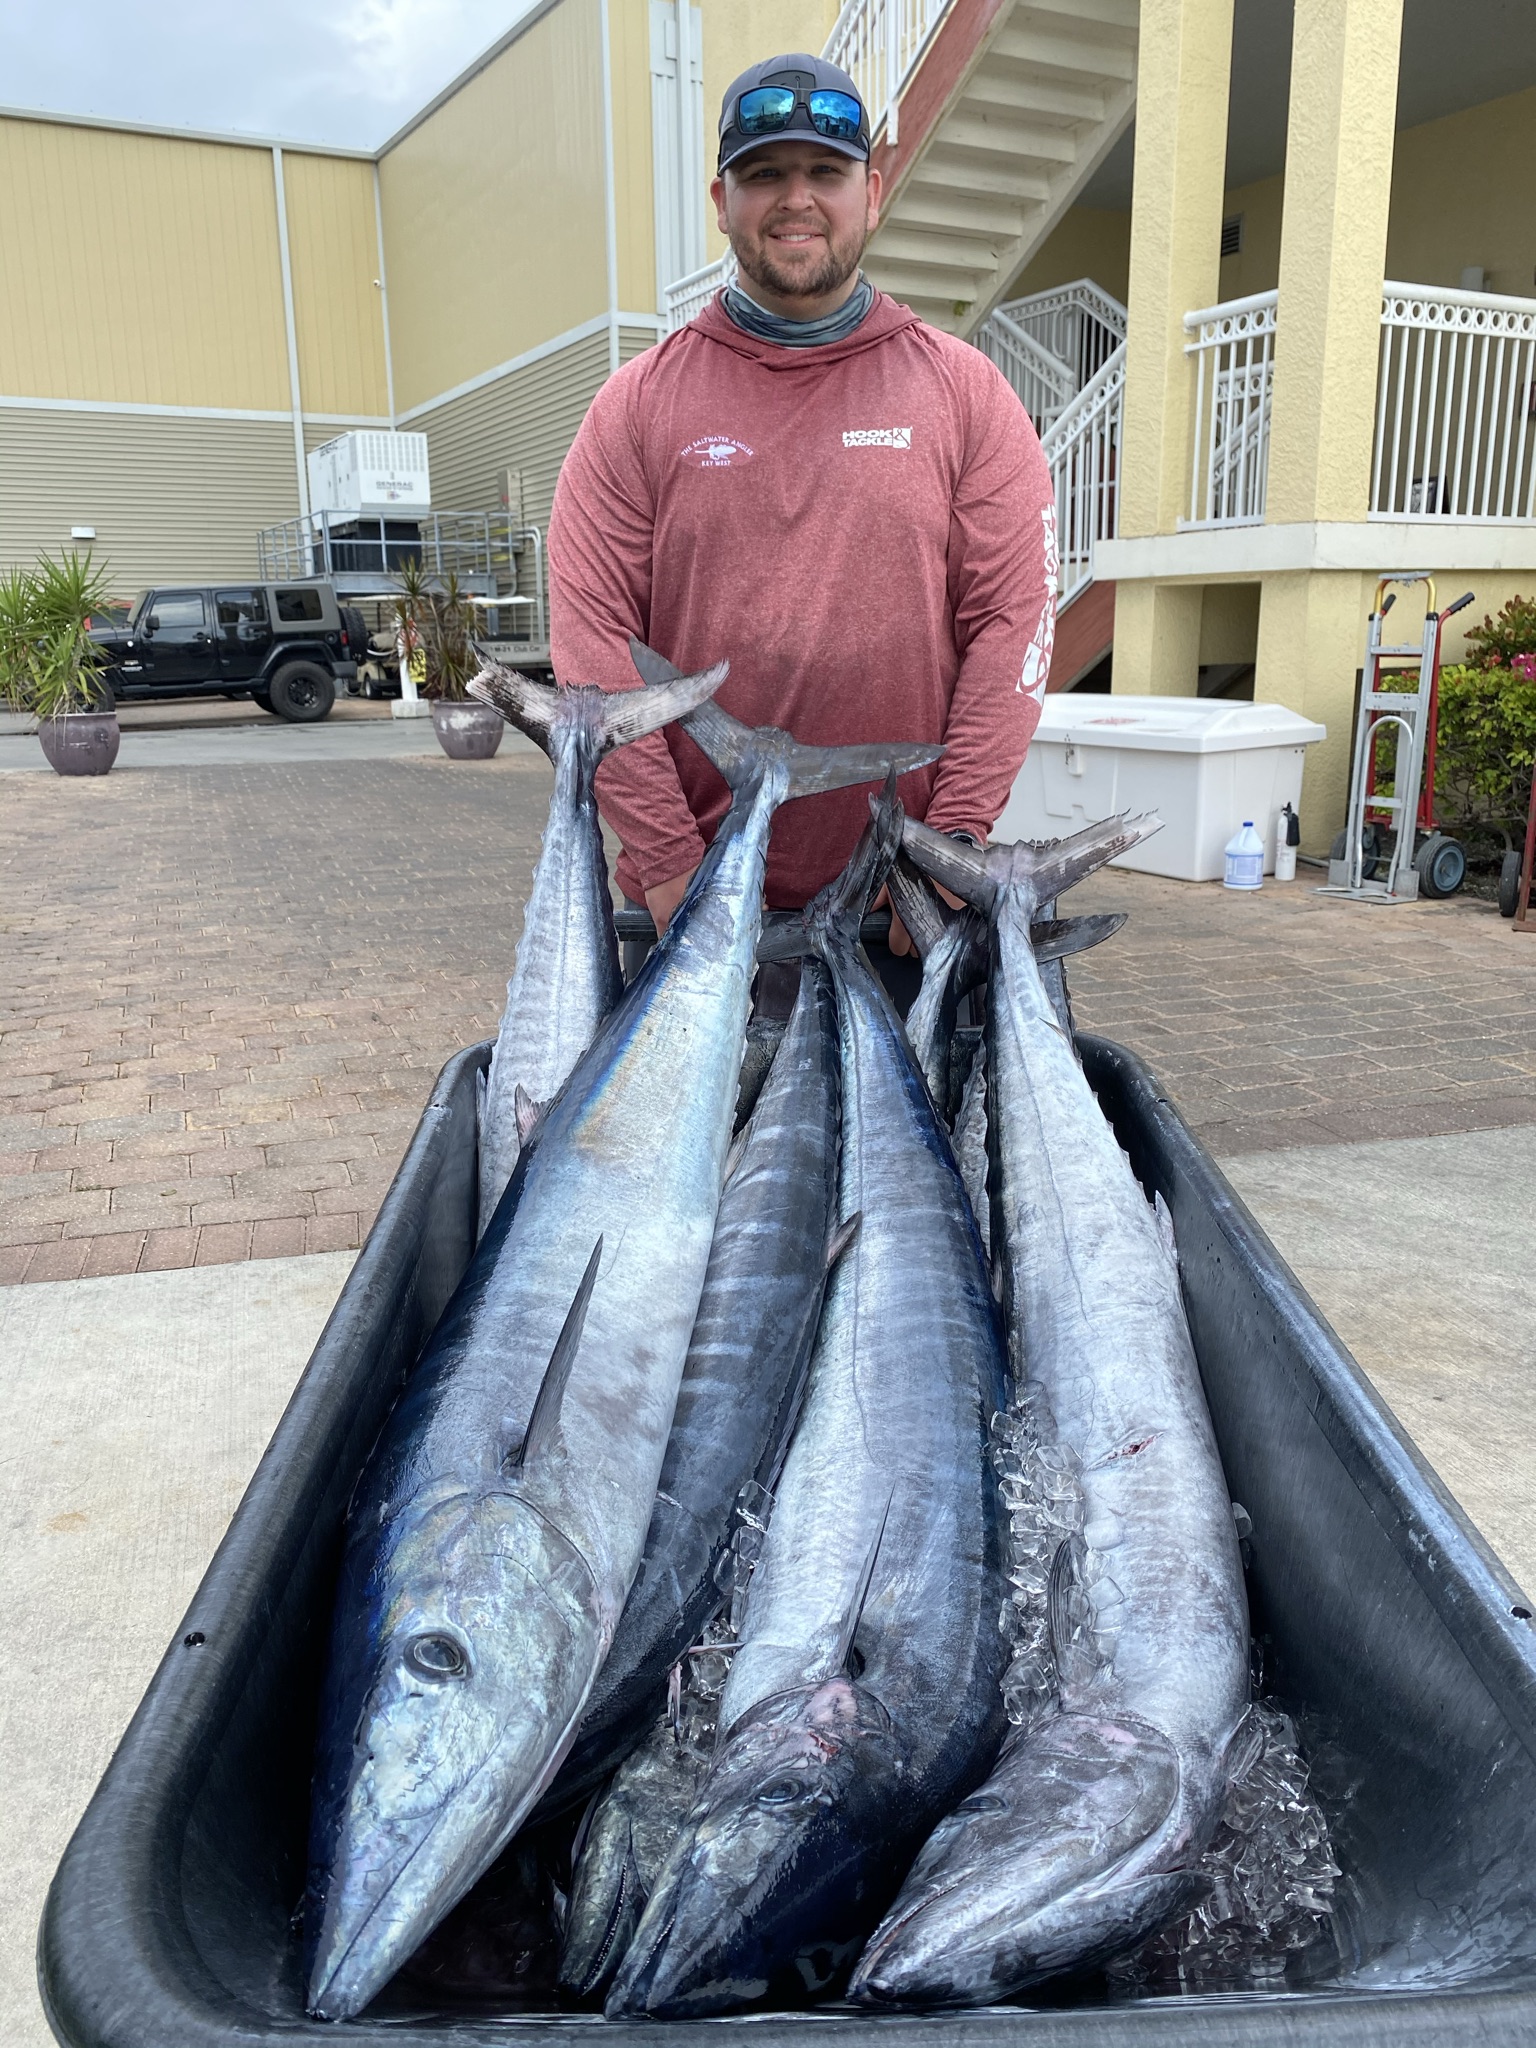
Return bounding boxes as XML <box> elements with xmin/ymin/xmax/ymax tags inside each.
<box><xmin>680</xmin><ymin>436</ymin><xmax>756</xmax><ymax>468</ymax></box>
<box><xmin>842</xmin><ymin>427</ymin><xmax>913</xmax><ymax>449</ymax></box>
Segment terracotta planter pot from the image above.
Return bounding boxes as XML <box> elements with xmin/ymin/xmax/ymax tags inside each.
<box><xmin>431</xmin><ymin>699</ymin><xmax>504</xmax><ymax>761</ymax></box>
<box><xmin>37</xmin><ymin>710</ymin><xmax>121</xmax><ymax>776</ymax></box>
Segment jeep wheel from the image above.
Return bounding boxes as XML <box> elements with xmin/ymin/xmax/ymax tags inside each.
<box><xmin>267</xmin><ymin>662</ymin><xmax>335</xmax><ymax>723</ymax></box>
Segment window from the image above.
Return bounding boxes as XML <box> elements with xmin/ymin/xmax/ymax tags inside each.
<box><xmin>274</xmin><ymin>585</ymin><xmax>325</xmax><ymax>622</ymax></box>
<box><xmin>1220</xmin><ymin>213</ymin><xmax>1245</xmax><ymax>258</ymax></box>
<box><xmin>216</xmin><ymin>589</ymin><xmax>268</xmax><ymax>628</ymax></box>
<box><xmin>152</xmin><ymin>592</ymin><xmax>207</xmax><ymax>630</ymax></box>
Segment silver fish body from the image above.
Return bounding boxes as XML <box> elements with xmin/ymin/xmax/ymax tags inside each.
<box><xmin>305</xmin><ymin>694</ymin><xmax>939</xmax><ymax>2021</ymax></box>
<box><xmin>471</xmin><ymin>664</ymin><xmax>725</xmax><ymax>1238</ymax></box>
<box><xmin>852</xmin><ymin>819</ymin><xmax>1250</xmax><ymax>2007</ymax></box>
<box><xmin>548</xmin><ymin>957</ymin><xmax>842</xmax><ymax>1808</ymax></box>
<box><xmin>609</xmin><ymin>801</ymin><xmax>1008</xmax><ymax>2020</ymax></box>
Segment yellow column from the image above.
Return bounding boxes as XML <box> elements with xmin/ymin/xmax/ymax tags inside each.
<box><xmin>1255</xmin><ymin>0</ymin><xmax>1404</xmax><ymax>841</ymax></box>
<box><xmin>1113</xmin><ymin>0</ymin><xmax>1234</xmax><ymax>695</ymax></box>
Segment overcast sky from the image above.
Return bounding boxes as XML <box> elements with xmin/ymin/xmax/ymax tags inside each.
<box><xmin>1</xmin><ymin>0</ymin><xmax>540</xmax><ymax>151</ymax></box>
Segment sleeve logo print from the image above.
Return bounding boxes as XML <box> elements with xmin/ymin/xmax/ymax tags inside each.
<box><xmin>680</xmin><ymin>436</ymin><xmax>756</xmax><ymax>468</ymax></box>
<box><xmin>842</xmin><ymin>427</ymin><xmax>913</xmax><ymax>449</ymax></box>
<box><xmin>1016</xmin><ymin>502</ymin><xmax>1059</xmax><ymax>705</ymax></box>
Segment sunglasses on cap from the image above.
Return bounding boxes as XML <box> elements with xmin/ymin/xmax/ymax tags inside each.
<box><xmin>732</xmin><ymin>82</ymin><xmax>866</xmax><ymax>145</ymax></box>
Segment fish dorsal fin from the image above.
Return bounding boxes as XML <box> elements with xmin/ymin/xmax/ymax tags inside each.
<box><xmin>833</xmin><ymin>1489</ymin><xmax>892</xmax><ymax>1676</ymax></box>
<box><xmin>514</xmin><ymin>1084</ymin><xmax>547</xmax><ymax>1148</ymax></box>
<box><xmin>825</xmin><ymin>1212</ymin><xmax>861</xmax><ymax>1269</ymax></box>
<box><xmin>507</xmin><ymin>1237</ymin><xmax>602</xmax><ymax>1471</ymax></box>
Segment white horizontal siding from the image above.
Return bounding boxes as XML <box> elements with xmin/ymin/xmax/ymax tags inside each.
<box><xmin>0</xmin><ymin>407</ymin><xmax>300</xmax><ymax>589</ymax></box>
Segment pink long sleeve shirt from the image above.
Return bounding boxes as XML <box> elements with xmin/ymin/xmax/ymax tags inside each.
<box><xmin>548</xmin><ymin>290</ymin><xmax>1058</xmax><ymax>909</ymax></box>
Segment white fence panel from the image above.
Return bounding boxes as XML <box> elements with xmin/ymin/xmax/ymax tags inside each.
<box><xmin>1182</xmin><ymin>291</ymin><xmax>1277</xmax><ymax>529</ymax></box>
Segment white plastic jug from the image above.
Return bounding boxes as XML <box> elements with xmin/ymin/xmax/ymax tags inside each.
<box><xmin>1224</xmin><ymin>820</ymin><xmax>1265</xmax><ymax>891</ymax></box>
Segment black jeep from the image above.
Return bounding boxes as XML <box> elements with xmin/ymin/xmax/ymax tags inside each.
<box><xmin>89</xmin><ymin>582</ymin><xmax>361</xmax><ymax>722</ymax></box>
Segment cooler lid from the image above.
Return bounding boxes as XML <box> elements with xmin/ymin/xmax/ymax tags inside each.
<box><xmin>1035</xmin><ymin>693</ymin><xmax>1327</xmax><ymax>755</ymax></box>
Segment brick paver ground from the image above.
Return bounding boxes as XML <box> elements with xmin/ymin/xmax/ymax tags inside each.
<box><xmin>2</xmin><ymin>754</ymin><xmax>1533</xmax><ymax>1283</ymax></box>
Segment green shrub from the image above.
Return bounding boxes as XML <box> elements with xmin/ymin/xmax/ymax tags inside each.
<box><xmin>1433</xmin><ymin>663</ymin><xmax>1536</xmax><ymax>842</ymax></box>
<box><xmin>1462</xmin><ymin>594</ymin><xmax>1536</xmax><ymax>671</ymax></box>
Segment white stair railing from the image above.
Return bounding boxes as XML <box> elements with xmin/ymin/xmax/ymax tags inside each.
<box><xmin>662</xmin><ymin>0</ymin><xmax>954</xmax><ymax>331</ymax></box>
<box><xmin>1182</xmin><ymin>289</ymin><xmax>1278</xmax><ymax>529</ymax></box>
<box><xmin>976</xmin><ymin>311</ymin><xmax>1076</xmax><ymax>430</ymax></box>
<box><xmin>1372</xmin><ymin>280</ymin><xmax>1536</xmax><ymax>521</ymax></box>
<box><xmin>991</xmin><ymin>279</ymin><xmax>1127</xmax><ymax>392</ymax></box>
<box><xmin>1039</xmin><ymin>342</ymin><xmax>1125</xmax><ymax>610</ymax></box>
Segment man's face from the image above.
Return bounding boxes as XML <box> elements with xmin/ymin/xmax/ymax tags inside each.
<box><xmin>712</xmin><ymin>141</ymin><xmax>882</xmax><ymax>307</ymax></box>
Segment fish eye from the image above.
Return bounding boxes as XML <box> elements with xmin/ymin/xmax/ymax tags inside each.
<box><xmin>406</xmin><ymin>1632</ymin><xmax>469</xmax><ymax>1680</ymax></box>
<box><xmin>757</xmin><ymin>1776</ymin><xmax>804</xmax><ymax>1807</ymax></box>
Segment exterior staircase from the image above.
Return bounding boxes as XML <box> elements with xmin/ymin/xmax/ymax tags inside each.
<box><xmin>862</xmin><ymin>0</ymin><xmax>1138</xmax><ymax>337</ymax></box>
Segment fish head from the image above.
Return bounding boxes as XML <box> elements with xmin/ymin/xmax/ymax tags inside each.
<box><xmin>306</xmin><ymin>1485</ymin><xmax>601</xmax><ymax>2019</ymax></box>
<box><xmin>607</xmin><ymin>1677</ymin><xmax>902</xmax><ymax>2018</ymax></box>
<box><xmin>850</xmin><ymin>1711</ymin><xmax>1205</xmax><ymax>2007</ymax></box>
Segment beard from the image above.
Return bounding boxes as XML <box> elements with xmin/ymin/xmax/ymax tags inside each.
<box><xmin>731</xmin><ymin>211</ymin><xmax>869</xmax><ymax>303</ymax></box>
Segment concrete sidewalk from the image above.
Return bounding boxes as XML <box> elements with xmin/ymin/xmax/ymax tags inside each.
<box><xmin>0</xmin><ymin>1254</ymin><xmax>353</xmax><ymax>2048</ymax></box>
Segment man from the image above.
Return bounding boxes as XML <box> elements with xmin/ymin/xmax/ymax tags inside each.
<box><xmin>549</xmin><ymin>52</ymin><xmax>1057</xmax><ymax>971</ymax></box>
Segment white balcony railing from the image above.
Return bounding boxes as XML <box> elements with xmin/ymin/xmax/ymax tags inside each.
<box><xmin>990</xmin><ymin>279</ymin><xmax>1127</xmax><ymax>393</ymax></box>
<box><xmin>1183</xmin><ymin>290</ymin><xmax>1278</xmax><ymax>529</ymax></box>
<box><xmin>1373</xmin><ymin>282</ymin><xmax>1536</xmax><ymax>521</ymax></box>
<box><xmin>662</xmin><ymin>0</ymin><xmax>954</xmax><ymax>331</ymax></box>
<box><xmin>976</xmin><ymin>311</ymin><xmax>1076</xmax><ymax>430</ymax></box>
<box><xmin>1040</xmin><ymin>343</ymin><xmax>1125</xmax><ymax>610</ymax></box>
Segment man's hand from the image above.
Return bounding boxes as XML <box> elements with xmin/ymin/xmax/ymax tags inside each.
<box><xmin>644</xmin><ymin>866</ymin><xmax>698</xmax><ymax>936</ymax></box>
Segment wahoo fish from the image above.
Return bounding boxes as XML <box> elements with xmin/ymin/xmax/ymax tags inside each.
<box><xmin>304</xmin><ymin>657</ymin><xmax>939</xmax><ymax>2022</ymax></box>
<box><xmin>561</xmin><ymin>1711</ymin><xmax>714</xmax><ymax>2001</ymax></box>
<box><xmin>550</xmin><ymin>955</ymin><xmax>846</xmax><ymax>1820</ymax></box>
<box><xmin>609</xmin><ymin>794</ymin><xmax>1008</xmax><ymax>2020</ymax></box>
<box><xmin>468</xmin><ymin>660</ymin><xmax>723</xmax><ymax>1238</ymax></box>
<box><xmin>851</xmin><ymin>814</ymin><xmax>1251</xmax><ymax>2008</ymax></box>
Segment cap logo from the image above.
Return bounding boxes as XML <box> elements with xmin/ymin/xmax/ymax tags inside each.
<box><xmin>681</xmin><ymin>435</ymin><xmax>757</xmax><ymax>469</ymax></box>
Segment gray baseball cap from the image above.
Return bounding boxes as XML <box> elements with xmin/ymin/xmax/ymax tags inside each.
<box><xmin>716</xmin><ymin>54</ymin><xmax>871</xmax><ymax>175</ymax></box>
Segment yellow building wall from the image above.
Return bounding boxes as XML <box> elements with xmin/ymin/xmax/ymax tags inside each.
<box><xmin>282</xmin><ymin>153</ymin><xmax>391</xmax><ymax>418</ymax></box>
<box><xmin>1006</xmin><ymin>207</ymin><xmax>1132</xmax><ymax>306</ymax></box>
<box><xmin>380</xmin><ymin>0</ymin><xmax>610</xmax><ymax>415</ymax></box>
<box><xmin>698</xmin><ymin>0</ymin><xmax>842</xmax><ymax>260</ymax></box>
<box><xmin>1215</xmin><ymin>171</ymin><xmax>1284</xmax><ymax>300</ymax></box>
<box><xmin>0</xmin><ymin>116</ymin><xmax>292</xmax><ymax>411</ymax></box>
<box><xmin>610</xmin><ymin>0</ymin><xmax>659</xmax><ymax>314</ymax></box>
<box><xmin>1386</xmin><ymin>83</ymin><xmax>1536</xmax><ymax>296</ymax></box>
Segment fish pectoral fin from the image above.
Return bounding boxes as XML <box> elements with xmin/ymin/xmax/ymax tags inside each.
<box><xmin>1088</xmin><ymin>1864</ymin><xmax>1211</xmax><ymax>1929</ymax></box>
<box><xmin>507</xmin><ymin>1237</ymin><xmax>603</xmax><ymax>1471</ymax></box>
<box><xmin>475</xmin><ymin>1064</ymin><xmax>488</xmax><ymax>1138</ymax></box>
<box><xmin>825</xmin><ymin>1212</ymin><xmax>862</xmax><ymax>1269</ymax></box>
<box><xmin>1048</xmin><ymin>1534</ymin><xmax>1109</xmax><ymax>1687</ymax></box>
<box><xmin>514</xmin><ymin>1084</ymin><xmax>547</xmax><ymax>1148</ymax></box>
<box><xmin>834</xmin><ymin>1488</ymin><xmax>893</xmax><ymax>1676</ymax></box>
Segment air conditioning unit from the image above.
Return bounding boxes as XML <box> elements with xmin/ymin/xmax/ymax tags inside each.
<box><xmin>307</xmin><ymin>431</ymin><xmax>431</xmax><ymax>517</ymax></box>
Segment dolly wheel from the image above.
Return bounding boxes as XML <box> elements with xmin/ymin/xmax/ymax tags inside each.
<box><xmin>1499</xmin><ymin>849</ymin><xmax>1523</xmax><ymax>918</ymax></box>
<box><xmin>1330</xmin><ymin>823</ymin><xmax>1382</xmax><ymax>880</ymax></box>
<box><xmin>1415</xmin><ymin>833</ymin><xmax>1466</xmax><ymax>899</ymax></box>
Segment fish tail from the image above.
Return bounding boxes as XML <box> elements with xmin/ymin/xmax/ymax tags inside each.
<box><xmin>469</xmin><ymin>655</ymin><xmax>727</xmax><ymax>761</ymax></box>
<box><xmin>628</xmin><ymin>637</ymin><xmax>941</xmax><ymax>800</ymax></box>
<box><xmin>1030</xmin><ymin>911</ymin><xmax>1128</xmax><ymax>964</ymax></box>
<box><xmin>902</xmin><ymin>813</ymin><xmax>1161</xmax><ymax>920</ymax></box>
<box><xmin>885</xmin><ymin>851</ymin><xmax>954</xmax><ymax>963</ymax></box>
<box><xmin>798</xmin><ymin>776</ymin><xmax>903</xmax><ymax>953</ymax></box>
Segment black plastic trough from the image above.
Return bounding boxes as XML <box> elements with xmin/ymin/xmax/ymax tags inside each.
<box><xmin>39</xmin><ymin>1035</ymin><xmax>1536</xmax><ymax>2046</ymax></box>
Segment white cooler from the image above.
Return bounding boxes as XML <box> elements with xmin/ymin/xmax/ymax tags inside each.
<box><xmin>991</xmin><ymin>695</ymin><xmax>1328</xmax><ymax>882</ymax></box>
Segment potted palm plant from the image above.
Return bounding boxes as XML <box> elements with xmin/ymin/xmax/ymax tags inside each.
<box><xmin>22</xmin><ymin>552</ymin><xmax>120</xmax><ymax>775</ymax></box>
<box><xmin>394</xmin><ymin>560</ymin><xmax>502</xmax><ymax>760</ymax></box>
<box><xmin>0</xmin><ymin>567</ymin><xmax>40</xmax><ymax>737</ymax></box>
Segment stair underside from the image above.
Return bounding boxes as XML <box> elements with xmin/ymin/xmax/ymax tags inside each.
<box><xmin>864</xmin><ymin>0</ymin><xmax>1138</xmax><ymax>335</ymax></box>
